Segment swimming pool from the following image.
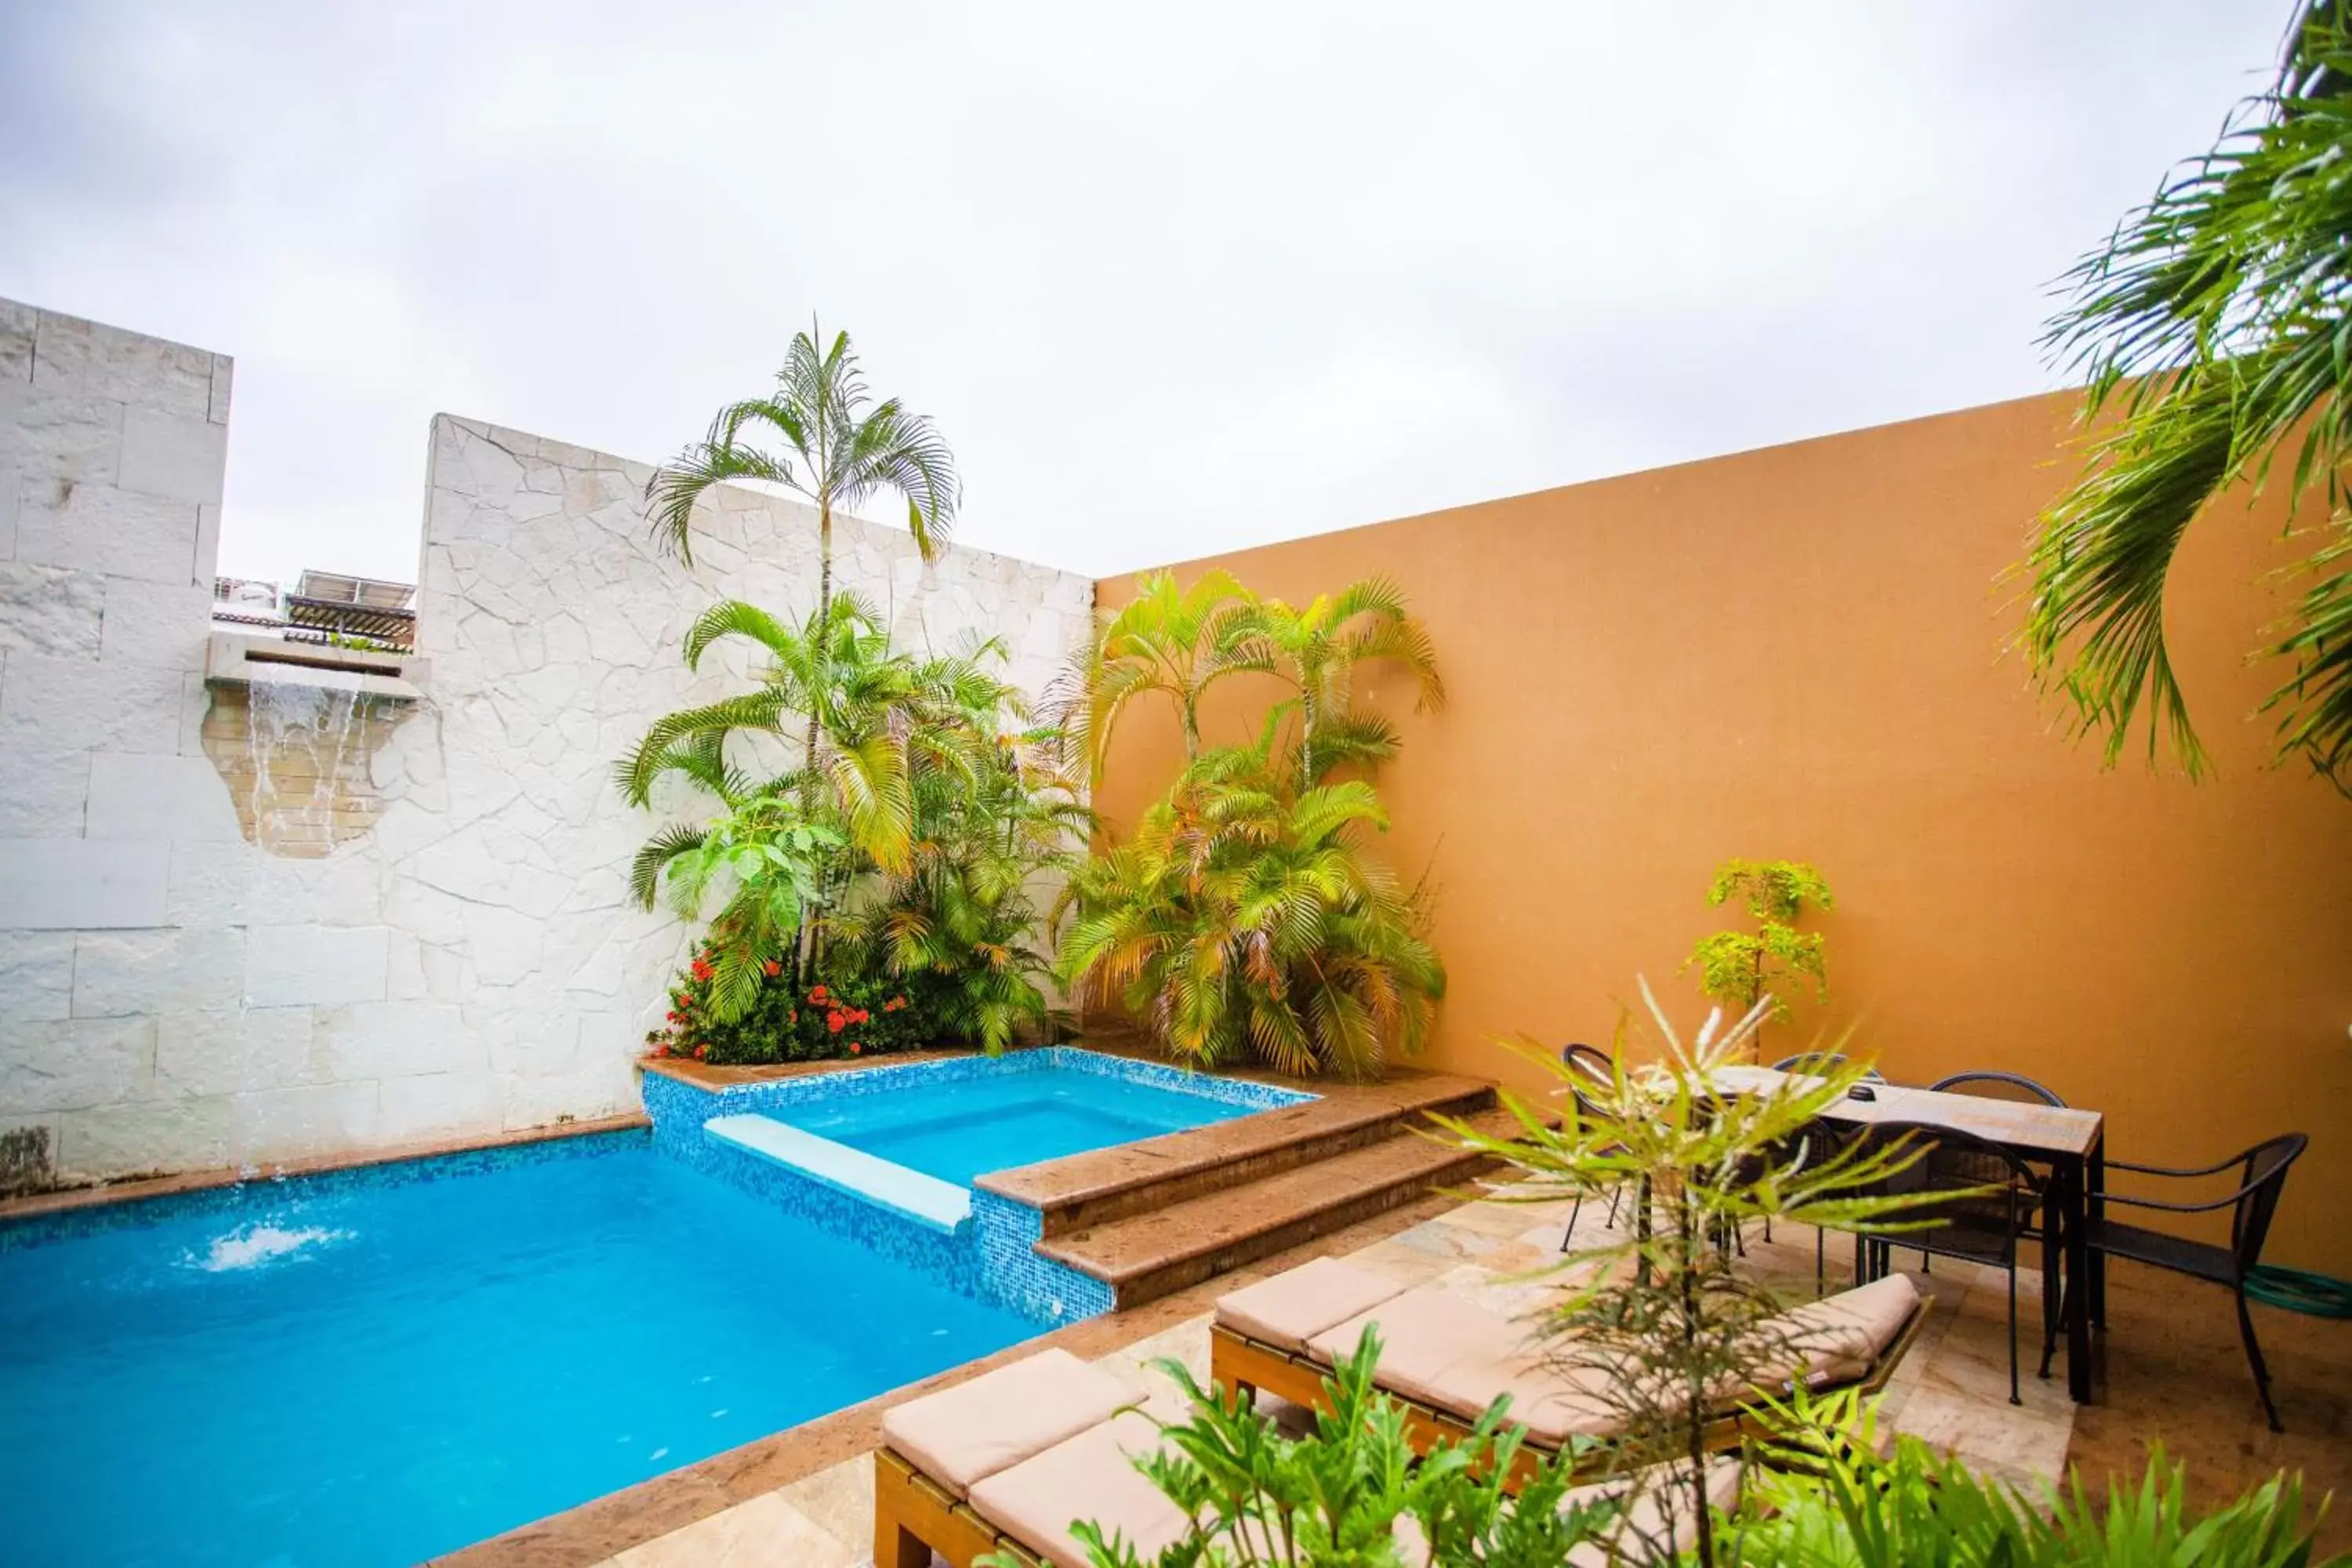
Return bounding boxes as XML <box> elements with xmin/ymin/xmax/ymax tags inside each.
<box><xmin>0</xmin><ymin>1132</ymin><xmax>1036</xmax><ymax>1568</ymax></box>
<box><xmin>782</xmin><ymin>1059</ymin><xmax>1267</xmax><ymax>1184</ymax></box>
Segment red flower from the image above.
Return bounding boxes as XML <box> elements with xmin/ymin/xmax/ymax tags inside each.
<box><xmin>827</xmin><ymin>1011</ymin><xmax>847</xmax><ymax>1034</ymax></box>
<box><xmin>789</xmin><ymin>1010</ymin><xmax>798</xmax><ymax>1024</ymax></box>
<box><xmin>762</xmin><ymin>959</ymin><xmax>782</xmax><ymax>978</ymax></box>
<box><xmin>693</xmin><ymin>1044</ymin><xmax>708</xmax><ymax>1059</ymax></box>
<box><xmin>689</xmin><ymin>959</ymin><xmax>714</xmax><ymax>982</ymax></box>
<box><xmin>651</xmin><ymin>1044</ymin><xmax>670</xmax><ymax>1058</ymax></box>
<box><xmin>809</xmin><ymin>985</ymin><xmax>829</xmax><ymax>1002</ymax></box>
<box><xmin>848</xmin><ymin>1042</ymin><xmax>862</xmax><ymax>1055</ymax></box>
<box><xmin>852</xmin><ymin>1008</ymin><xmax>871</xmax><ymax>1025</ymax></box>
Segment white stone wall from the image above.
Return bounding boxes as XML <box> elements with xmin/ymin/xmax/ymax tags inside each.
<box><xmin>0</xmin><ymin>298</ymin><xmax>1094</xmax><ymax>1186</ymax></box>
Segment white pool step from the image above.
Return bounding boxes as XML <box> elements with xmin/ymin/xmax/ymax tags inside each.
<box><xmin>703</xmin><ymin>1114</ymin><xmax>971</xmax><ymax>1236</ymax></box>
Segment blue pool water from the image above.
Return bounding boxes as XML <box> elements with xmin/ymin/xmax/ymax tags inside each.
<box><xmin>781</xmin><ymin>1063</ymin><xmax>1262</xmax><ymax>1185</ymax></box>
<box><xmin>0</xmin><ymin>1134</ymin><xmax>1037</xmax><ymax>1568</ymax></box>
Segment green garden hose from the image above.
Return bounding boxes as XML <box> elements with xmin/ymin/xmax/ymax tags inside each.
<box><xmin>2246</xmin><ymin>1265</ymin><xmax>2352</xmax><ymax>1318</ymax></box>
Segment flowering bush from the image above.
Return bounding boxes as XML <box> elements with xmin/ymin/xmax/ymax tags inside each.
<box><xmin>644</xmin><ymin>949</ymin><xmax>963</xmax><ymax>1065</ymax></box>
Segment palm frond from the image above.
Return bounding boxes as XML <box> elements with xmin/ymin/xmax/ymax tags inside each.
<box><xmin>628</xmin><ymin>824</ymin><xmax>707</xmax><ymax>911</ymax></box>
<box><xmin>2029</xmin><ymin>2</ymin><xmax>2352</xmax><ymax>793</ymax></box>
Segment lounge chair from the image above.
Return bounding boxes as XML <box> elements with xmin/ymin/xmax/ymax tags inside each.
<box><xmin>873</xmin><ymin>1342</ymin><xmax>1753</xmax><ymax>1568</ymax></box>
<box><xmin>873</xmin><ymin>1261</ymin><xmax>1921</xmax><ymax>1566</ymax></box>
<box><xmin>873</xmin><ymin>1347</ymin><xmax>1178</xmax><ymax>1568</ymax></box>
<box><xmin>1209</xmin><ymin>1256</ymin><xmax>1925</xmax><ymax>1484</ymax></box>
<box><xmin>872</xmin><ymin>1334</ymin><xmax>1759</xmax><ymax>1568</ymax></box>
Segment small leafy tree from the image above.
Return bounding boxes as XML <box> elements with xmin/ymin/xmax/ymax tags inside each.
<box><xmin>1683</xmin><ymin>858</ymin><xmax>1834</xmax><ymax>1056</ymax></box>
<box><xmin>1442</xmin><ymin>982</ymin><xmax>1934</xmax><ymax>1568</ymax></box>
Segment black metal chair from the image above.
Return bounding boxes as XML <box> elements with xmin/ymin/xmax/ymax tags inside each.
<box><xmin>1909</xmin><ymin>1071</ymin><xmax>2068</xmax><ymax>1272</ymax></box>
<box><xmin>1559</xmin><ymin>1042</ymin><xmax>1625</xmax><ymax>1250</ymax></box>
<box><xmin>1928</xmin><ymin>1069</ymin><xmax>2065</xmax><ymax>1107</ymax></box>
<box><xmin>2039</xmin><ymin>1132</ymin><xmax>2308</xmax><ymax>1432</ymax></box>
<box><xmin>1860</xmin><ymin>1120</ymin><xmax>2055</xmax><ymax>1403</ymax></box>
<box><xmin>1772</xmin><ymin>1051</ymin><xmax>1886</xmax><ymax>1082</ymax></box>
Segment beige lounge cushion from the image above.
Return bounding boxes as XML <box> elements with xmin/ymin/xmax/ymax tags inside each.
<box><xmin>1304</xmin><ymin>1283</ymin><xmax>1525</xmax><ymax>1385</ymax></box>
<box><xmin>1305</xmin><ymin>1283</ymin><xmax>1626</xmax><ymax>1446</ymax></box>
<box><xmin>1755</xmin><ymin>1273</ymin><xmax>1919</xmax><ymax>1389</ymax></box>
<box><xmin>1215</xmin><ymin>1257</ymin><xmax>1410</xmax><ymax>1353</ymax></box>
<box><xmin>968</xmin><ymin>1409</ymin><xmax>1191</xmax><ymax>1568</ymax></box>
<box><xmin>1419</xmin><ymin>1347</ymin><xmax>1628</xmax><ymax>1446</ymax></box>
<box><xmin>881</xmin><ymin>1348</ymin><xmax>1143</xmax><ymax>1497</ymax></box>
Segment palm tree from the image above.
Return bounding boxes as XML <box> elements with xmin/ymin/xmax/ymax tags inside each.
<box><xmin>833</xmin><ymin>708</ymin><xmax>1093</xmax><ymax>1051</ymax></box>
<box><xmin>624</xmin><ymin>599</ymin><xmax>1067</xmax><ymax>1003</ymax></box>
<box><xmin>1054</xmin><ymin>568</ymin><xmax>1259</xmax><ymax>780</ymax></box>
<box><xmin>619</xmin><ymin>593</ymin><xmax>927</xmax><ymax>872</ymax></box>
<box><xmin>645</xmin><ymin>323</ymin><xmax>960</xmax><ymax>779</ymax></box>
<box><xmin>1054</xmin><ymin>737</ymin><xmax>1444</xmax><ymax>1080</ymax></box>
<box><xmin>1219</xmin><ymin>575</ymin><xmax>1446</xmax><ymax>789</ymax></box>
<box><xmin>2026</xmin><ymin>0</ymin><xmax>2352</xmax><ymax>795</ymax></box>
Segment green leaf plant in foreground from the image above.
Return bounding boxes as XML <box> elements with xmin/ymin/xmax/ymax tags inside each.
<box><xmin>980</xmin><ymin>1330</ymin><xmax>1618</xmax><ymax>1568</ymax></box>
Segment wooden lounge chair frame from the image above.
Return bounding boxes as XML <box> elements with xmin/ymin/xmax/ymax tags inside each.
<box><xmin>1208</xmin><ymin>1294</ymin><xmax>1929</xmax><ymax>1490</ymax></box>
<box><xmin>874</xmin><ymin>1444</ymin><xmax>1048</xmax><ymax>1568</ymax></box>
<box><xmin>873</xmin><ymin>1299</ymin><xmax>1929</xmax><ymax>1567</ymax></box>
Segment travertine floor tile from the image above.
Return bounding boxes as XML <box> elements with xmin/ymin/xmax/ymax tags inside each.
<box><xmin>611</xmin><ymin>1492</ymin><xmax>855</xmax><ymax>1568</ymax></box>
<box><xmin>770</xmin><ymin>1454</ymin><xmax>873</xmax><ymax>1562</ymax></box>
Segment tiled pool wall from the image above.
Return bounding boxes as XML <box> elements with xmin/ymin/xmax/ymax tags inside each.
<box><xmin>0</xmin><ymin>1127</ymin><xmax>651</xmax><ymax>1254</ymax></box>
<box><xmin>652</xmin><ymin>1046</ymin><xmax>1312</xmax><ymax>1122</ymax></box>
<box><xmin>641</xmin><ymin>1071</ymin><xmax>979</xmax><ymax>1296</ymax></box>
<box><xmin>970</xmin><ymin>1186</ymin><xmax>1115</xmax><ymax>1322</ymax></box>
<box><xmin>640</xmin><ymin>1047</ymin><xmax>1312</xmax><ymax>1326</ymax></box>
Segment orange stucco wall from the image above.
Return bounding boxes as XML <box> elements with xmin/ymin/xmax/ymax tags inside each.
<box><xmin>1091</xmin><ymin>390</ymin><xmax>2352</xmax><ymax>1274</ymax></box>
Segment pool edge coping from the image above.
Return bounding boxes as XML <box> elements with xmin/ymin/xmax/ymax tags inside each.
<box><xmin>0</xmin><ymin>1112</ymin><xmax>653</xmax><ymax>1225</ymax></box>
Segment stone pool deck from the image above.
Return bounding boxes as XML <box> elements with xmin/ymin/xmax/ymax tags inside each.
<box><xmin>441</xmin><ymin>1181</ymin><xmax>2101</xmax><ymax>1568</ymax></box>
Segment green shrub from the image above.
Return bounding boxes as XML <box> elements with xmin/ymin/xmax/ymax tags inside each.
<box><xmin>645</xmin><ymin>950</ymin><xmax>965</xmax><ymax>1065</ymax></box>
<box><xmin>981</xmin><ymin>1331</ymin><xmax>1618</xmax><ymax>1568</ymax></box>
<box><xmin>1039</xmin><ymin>1364</ymin><xmax>2343</xmax><ymax>1568</ymax></box>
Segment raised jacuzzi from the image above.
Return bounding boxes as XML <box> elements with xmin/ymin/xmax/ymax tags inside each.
<box><xmin>640</xmin><ymin>1047</ymin><xmax>1316</xmax><ymax>1323</ymax></box>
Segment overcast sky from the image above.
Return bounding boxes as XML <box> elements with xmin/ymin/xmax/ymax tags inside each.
<box><xmin>0</xmin><ymin>2</ymin><xmax>2290</xmax><ymax>586</ymax></box>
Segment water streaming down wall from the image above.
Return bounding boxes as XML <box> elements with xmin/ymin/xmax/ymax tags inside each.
<box><xmin>200</xmin><ymin>682</ymin><xmax>399</xmax><ymax>858</ymax></box>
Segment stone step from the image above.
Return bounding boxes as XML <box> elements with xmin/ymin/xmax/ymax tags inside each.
<box><xmin>975</xmin><ymin>1072</ymin><xmax>1497</xmax><ymax>1239</ymax></box>
<box><xmin>1033</xmin><ymin>1105</ymin><xmax>1532</xmax><ymax>1310</ymax></box>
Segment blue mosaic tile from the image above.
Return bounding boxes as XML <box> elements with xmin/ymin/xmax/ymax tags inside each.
<box><xmin>655</xmin><ymin>1112</ymin><xmax>981</xmax><ymax>1295</ymax></box>
<box><xmin>648</xmin><ymin>1047</ymin><xmax>1312</xmax><ymax>1126</ymax></box>
<box><xmin>0</xmin><ymin>1127</ymin><xmax>649</xmax><ymax>1254</ymax></box>
<box><xmin>971</xmin><ymin>1186</ymin><xmax>1115</xmax><ymax>1325</ymax></box>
